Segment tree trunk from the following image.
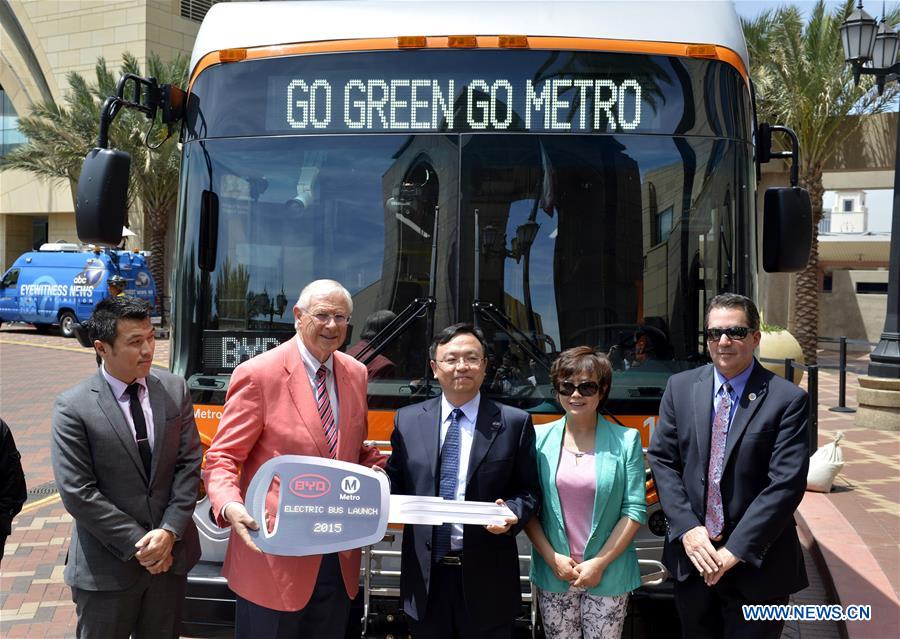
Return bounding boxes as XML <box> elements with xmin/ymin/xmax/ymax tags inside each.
<box><xmin>792</xmin><ymin>167</ymin><xmax>824</xmax><ymax>365</ymax></box>
<box><xmin>147</xmin><ymin>206</ymin><xmax>168</xmax><ymax>324</ymax></box>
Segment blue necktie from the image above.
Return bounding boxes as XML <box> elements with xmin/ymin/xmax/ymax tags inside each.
<box><xmin>434</xmin><ymin>408</ymin><xmax>462</xmax><ymax>561</ymax></box>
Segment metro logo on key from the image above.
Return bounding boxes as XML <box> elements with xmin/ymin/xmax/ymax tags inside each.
<box><xmin>289</xmin><ymin>474</ymin><xmax>331</xmax><ymax>498</ymax></box>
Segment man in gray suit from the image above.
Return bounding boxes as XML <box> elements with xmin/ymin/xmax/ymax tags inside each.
<box><xmin>52</xmin><ymin>296</ymin><xmax>202</xmax><ymax>639</ymax></box>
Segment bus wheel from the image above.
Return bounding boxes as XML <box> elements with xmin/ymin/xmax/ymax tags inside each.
<box><xmin>59</xmin><ymin>311</ymin><xmax>77</xmax><ymax>338</ymax></box>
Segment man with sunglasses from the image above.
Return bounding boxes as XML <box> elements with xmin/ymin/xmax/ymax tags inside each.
<box><xmin>204</xmin><ymin>279</ymin><xmax>384</xmax><ymax>639</ymax></box>
<box><xmin>648</xmin><ymin>293</ymin><xmax>809</xmax><ymax>638</ymax></box>
<box><xmin>385</xmin><ymin>324</ymin><xmax>541</xmax><ymax>638</ymax></box>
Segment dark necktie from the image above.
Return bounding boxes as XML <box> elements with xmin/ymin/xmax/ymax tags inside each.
<box><xmin>434</xmin><ymin>408</ymin><xmax>462</xmax><ymax>561</ymax></box>
<box><xmin>705</xmin><ymin>382</ymin><xmax>732</xmax><ymax>538</ymax></box>
<box><xmin>316</xmin><ymin>366</ymin><xmax>337</xmax><ymax>459</ymax></box>
<box><xmin>126</xmin><ymin>383</ymin><xmax>152</xmax><ymax>478</ymax></box>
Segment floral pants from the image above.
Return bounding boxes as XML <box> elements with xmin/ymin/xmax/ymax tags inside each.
<box><xmin>537</xmin><ymin>587</ymin><xmax>629</xmax><ymax>639</ymax></box>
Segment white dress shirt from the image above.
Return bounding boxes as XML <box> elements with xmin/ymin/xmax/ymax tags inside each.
<box><xmin>439</xmin><ymin>392</ymin><xmax>480</xmax><ymax>550</ymax></box>
<box><xmin>101</xmin><ymin>365</ymin><xmax>154</xmax><ymax>450</ymax></box>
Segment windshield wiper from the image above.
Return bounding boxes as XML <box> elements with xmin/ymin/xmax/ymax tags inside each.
<box><xmin>472</xmin><ymin>300</ymin><xmax>553</xmax><ymax>372</ymax></box>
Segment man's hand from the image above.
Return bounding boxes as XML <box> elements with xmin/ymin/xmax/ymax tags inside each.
<box><xmin>484</xmin><ymin>498</ymin><xmax>518</xmax><ymax>535</ymax></box>
<box><xmin>145</xmin><ymin>553</ymin><xmax>174</xmax><ymax>575</ymax></box>
<box><xmin>223</xmin><ymin>502</ymin><xmax>262</xmax><ymax>553</ymax></box>
<box><xmin>572</xmin><ymin>557</ymin><xmax>607</xmax><ymax>589</ymax></box>
<box><xmin>550</xmin><ymin>552</ymin><xmax>579</xmax><ymax>582</ymax></box>
<box><xmin>135</xmin><ymin>529</ymin><xmax>175</xmax><ymax>567</ymax></box>
<box><xmin>681</xmin><ymin>526</ymin><xmax>723</xmax><ymax>576</ymax></box>
<box><xmin>705</xmin><ymin>546</ymin><xmax>741</xmax><ymax>586</ymax></box>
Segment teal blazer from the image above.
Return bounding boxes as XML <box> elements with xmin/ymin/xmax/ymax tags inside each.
<box><xmin>530</xmin><ymin>416</ymin><xmax>646</xmax><ymax>596</ymax></box>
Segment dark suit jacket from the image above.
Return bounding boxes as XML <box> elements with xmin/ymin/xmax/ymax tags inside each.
<box><xmin>647</xmin><ymin>360</ymin><xmax>809</xmax><ymax>600</ymax></box>
<box><xmin>0</xmin><ymin>419</ymin><xmax>27</xmax><ymax>538</ymax></box>
<box><xmin>51</xmin><ymin>369</ymin><xmax>202</xmax><ymax>591</ymax></box>
<box><xmin>385</xmin><ymin>395</ymin><xmax>540</xmax><ymax>628</ymax></box>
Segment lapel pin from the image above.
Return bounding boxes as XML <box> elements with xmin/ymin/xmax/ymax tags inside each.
<box><xmin>748</xmin><ymin>393</ymin><xmax>757</xmax><ymax>401</ymax></box>
<box><xmin>492</xmin><ymin>420</ymin><xmax>502</xmax><ymax>429</ymax></box>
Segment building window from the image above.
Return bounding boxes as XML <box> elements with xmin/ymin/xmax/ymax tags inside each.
<box><xmin>0</xmin><ymin>86</ymin><xmax>27</xmax><ymax>157</ymax></box>
<box><xmin>823</xmin><ymin>272</ymin><xmax>833</xmax><ymax>292</ymax></box>
<box><xmin>181</xmin><ymin>0</ymin><xmax>228</xmax><ymax>22</ymax></box>
<box><xmin>842</xmin><ymin>199</ymin><xmax>854</xmax><ymax>212</ymax></box>
<box><xmin>655</xmin><ymin>205</ymin><xmax>673</xmax><ymax>244</ymax></box>
<box><xmin>856</xmin><ymin>282</ymin><xmax>888</xmax><ymax>295</ymax></box>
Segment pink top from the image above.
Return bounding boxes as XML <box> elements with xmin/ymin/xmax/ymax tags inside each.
<box><xmin>556</xmin><ymin>447</ymin><xmax>596</xmax><ymax>563</ymax></box>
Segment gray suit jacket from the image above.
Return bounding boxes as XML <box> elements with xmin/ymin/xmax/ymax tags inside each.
<box><xmin>51</xmin><ymin>368</ymin><xmax>202</xmax><ymax>591</ymax></box>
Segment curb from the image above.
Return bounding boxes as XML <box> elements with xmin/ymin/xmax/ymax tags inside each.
<box><xmin>795</xmin><ymin>491</ymin><xmax>900</xmax><ymax>638</ymax></box>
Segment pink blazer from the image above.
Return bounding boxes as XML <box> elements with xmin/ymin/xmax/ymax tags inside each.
<box><xmin>204</xmin><ymin>338</ymin><xmax>384</xmax><ymax>611</ymax></box>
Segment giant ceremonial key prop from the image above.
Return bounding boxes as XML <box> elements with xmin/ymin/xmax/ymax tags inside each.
<box><xmin>245</xmin><ymin>455</ymin><xmax>515</xmax><ymax>556</ymax></box>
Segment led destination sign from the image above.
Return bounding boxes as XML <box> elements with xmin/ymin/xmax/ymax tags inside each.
<box><xmin>187</xmin><ymin>50</ymin><xmax>748</xmax><ymax>140</ymax></box>
<box><xmin>283</xmin><ymin>77</ymin><xmax>643</xmax><ymax>133</ymax></box>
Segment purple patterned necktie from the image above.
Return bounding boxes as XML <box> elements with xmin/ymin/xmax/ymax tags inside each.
<box><xmin>705</xmin><ymin>382</ymin><xmax>732</xmax><ymax>538</ymax></box>
<box><xmin>316</xmin><ymin>366</ymin><xmax>337</xmax><ymax>459</ymax></box>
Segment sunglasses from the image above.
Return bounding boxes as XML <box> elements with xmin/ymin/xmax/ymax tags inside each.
<box><xmin>556</xmin><ymin>381</ymin><xmax>601</xmax><ymax>397</ymax></box>
<box><xmin>706</xmin><ymin>326</ymin><xmax>751</xmax><ymax>341</ymax></box>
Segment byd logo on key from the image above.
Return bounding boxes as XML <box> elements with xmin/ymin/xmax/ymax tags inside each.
<box><xmin>289</xmin><ymin>474</ymin><xmax>331</xmax><ymax>498</ymax></box>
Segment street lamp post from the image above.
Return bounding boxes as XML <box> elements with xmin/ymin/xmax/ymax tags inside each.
<box><xmin>841</xmin><ymin>1</ymin><xmax>900</xmax><ymax>379</ymax></box>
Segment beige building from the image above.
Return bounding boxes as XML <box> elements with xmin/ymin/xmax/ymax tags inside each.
<box><xmin>0</xmin><ymin>0</ymin><xmax>218</xmax><ymax>272</ymax></box>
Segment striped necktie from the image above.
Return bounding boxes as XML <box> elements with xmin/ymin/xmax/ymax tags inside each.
<box><xmin>705</xmin><ymin>382</ymin><xmax>732</xmax><ymax>538</ymax></box>
<box><xmin>315</xmin><ymin>366</ymin><xmax>337</xmax><ymax>459</ymax></box>
<box><xmin>433</xmin><ymin>408</ymin><xmax>462</xmax><ymax>561</ymax></box>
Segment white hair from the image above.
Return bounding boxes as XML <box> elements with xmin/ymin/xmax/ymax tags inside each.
<box><xmin>295</xmin><ymin>279</ymin><xmax>353</xmax><ymax>313</ymax></box>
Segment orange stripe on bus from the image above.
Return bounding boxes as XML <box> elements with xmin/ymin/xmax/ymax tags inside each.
<box><xmin>193</xmin><ymin>405</ymin><xmax>659</xmax><ymax>448</ymax></box>
<box><xmin>189</xmin><ymin>35</ymin><xmax>748</xmax><ymax>90</ymax></box>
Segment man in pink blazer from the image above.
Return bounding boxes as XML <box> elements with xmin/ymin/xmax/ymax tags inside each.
<box><xmin>204</xmin><ymin>279</ymin><xmax>384</xmax><ymax>638</ymax></box>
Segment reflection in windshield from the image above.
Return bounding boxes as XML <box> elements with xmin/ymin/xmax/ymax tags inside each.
<box><xmin>178</xmin><ymin>132</ymin><xmax>751</xmax><ymax>410</ymax></box>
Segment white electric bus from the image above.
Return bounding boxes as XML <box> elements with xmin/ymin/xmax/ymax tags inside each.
<box><xmin>75</xmin><ymin>1</ymin><xmax>810</xmax><ymax>635</ymax></box>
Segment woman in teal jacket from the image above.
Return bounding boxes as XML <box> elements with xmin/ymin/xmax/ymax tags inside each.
<box><xmin>526</xmin><ymin>347</ymin><xmax>646</xmax><ymax>638</ymax></box>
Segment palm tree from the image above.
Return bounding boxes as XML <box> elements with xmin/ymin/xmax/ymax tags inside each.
<box><xmin>743</xmin><ymin>0</ymin><xmax>898</xmax><ymax>364</ymax></box>
<box><xmin>0</xmin><ymin>52</ymin><xmax>188</xmax><ymax>320</ymax></box>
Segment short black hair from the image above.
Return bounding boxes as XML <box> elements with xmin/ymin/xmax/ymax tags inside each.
<box><xmin>87</xmin><ymin>296</ymin><xmax>152</xmax><ymax>345</ymax></box>
<box><xmin>429</xmin><ymin>323</ymin><xmax>488</xmax><ymax>360</ymax></box>
<box><xmin>705</xmin><ymin>293</ymin><xmax>760</xmax><ymax>330</ymax></box>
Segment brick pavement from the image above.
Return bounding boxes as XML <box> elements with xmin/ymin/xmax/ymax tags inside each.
<box><xmin>0</xmin><ymin>326</ymin><xmax>892</xmax><ymax>637</ymax></box>
<box><xmin>803</xmin><ymin>351</ymin><xmax>900</xmax><ymax>601</ymax></box>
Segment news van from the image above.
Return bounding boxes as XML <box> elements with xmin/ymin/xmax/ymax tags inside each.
<box><xmin>0</xmin><ymin>243</ymin><xmax>159</xmax><ymax>337</ymax></box>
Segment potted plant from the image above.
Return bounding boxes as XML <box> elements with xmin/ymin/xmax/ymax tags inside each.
<box><xmin>757</xmin><ymin>318</ymin><xmax>804</xmax><ymax>385</ymax></box>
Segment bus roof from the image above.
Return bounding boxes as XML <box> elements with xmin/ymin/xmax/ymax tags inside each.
<box><xmin>191</xmin><ymin>0</ymin><xmax>748</xmax><ymax>77</ymax></box>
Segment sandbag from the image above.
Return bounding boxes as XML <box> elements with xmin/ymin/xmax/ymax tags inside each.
<box><xmin>807</xmin><ymin>431</ymin><xmax>844</xmax><ymax>493</ymax></box>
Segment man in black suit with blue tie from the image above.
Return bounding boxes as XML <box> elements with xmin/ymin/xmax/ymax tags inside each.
<box><xmin>386</xmin><ymin>324</ymin><xmax>541</xmax><ymax>638</ymax></box>
<box><xmin>648</xmin><ymin>294</ymin><xmax>809</xmax><ymax>638</ymax></box>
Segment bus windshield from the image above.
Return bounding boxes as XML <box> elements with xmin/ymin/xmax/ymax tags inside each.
<box><xmin>174</xmin><ymin>49</ymin><xmax>755</xmax><ymax>415</ymax></box>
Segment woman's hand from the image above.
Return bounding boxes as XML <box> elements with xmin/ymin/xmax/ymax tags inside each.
<box><xmin>572</xmin><ymin>557</ymin><xmax>607</xmax><ymax>589</ymax></box>
<box><xmin>551</xmin><ymin>552</ymin><xmax>579</xmax><ymax>582</ymax></box>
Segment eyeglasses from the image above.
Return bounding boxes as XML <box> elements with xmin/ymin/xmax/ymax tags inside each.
<box><xmin>435</xmin><ymin>356</ymin><xmax>484</xmax><ymax>368</ymax></box>
<box><xmin>305</xmin><ymin>311</ymin><xmax>350</xmax><ymax>326</ymax></box>
<box><xmin>706</xmin><ymin>326</ymin><xmax>751</xmax><ymax>342</ymax></box>
<box><xmin>556</xmin><ymin>381</ymin><xmax>600</xmax><ymax>397</ymax></box>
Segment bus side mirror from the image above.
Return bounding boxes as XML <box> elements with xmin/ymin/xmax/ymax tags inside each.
<box><xmin>75</xmin><ymin>147</ymin><xmax>131</xmax><ymax>246</ymax></box>
<box><xmin>762</xmin><ymin>186</ymin><xmax>812</xmax><ymax>272</ymax></box>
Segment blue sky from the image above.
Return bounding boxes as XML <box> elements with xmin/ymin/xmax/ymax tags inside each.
<box><xmin>733</xmin><ymin>0</ymin><xmax>896</xmax><ymax>20</ymax></box>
